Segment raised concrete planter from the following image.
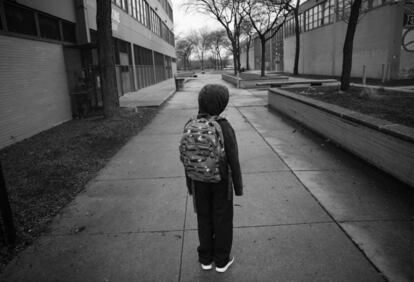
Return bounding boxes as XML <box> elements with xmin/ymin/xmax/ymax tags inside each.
<box><xmin>268</xmin><ymin>88</ymin><xmax>414</xmax><ymax>188</ymax></box>
<box><xmin>222</xmin><ymin>73</ymin><xmax>288</xmax><ymax>89</ymax></box>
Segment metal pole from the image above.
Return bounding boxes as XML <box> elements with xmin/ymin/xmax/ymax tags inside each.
<box><xmin>381</xmin><ymin>64</ymin><xmax>386</xmax><ymax>84</ymax></box>
<box><xmin>386</xmin><ymin>63</ymin><xmax>391</xmax><ymax>82</ymax></box>
<box><xmin>0</xmin><ymin>161</ymin><xmax>16</xmax><ymax>246</ymax></box>
<box><xmin>362</xmin><ymin>65</ymin><xmax>367</xmax><ymax>85</ymax></box>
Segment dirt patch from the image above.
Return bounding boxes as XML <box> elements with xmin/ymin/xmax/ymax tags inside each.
<box><xmin>0</xmin><ymin>107</ymin><xmax>158</xmax><ymax>271</ymax></box>
<box><xmin>289</xmin><ymin>86</ymin><xmax>414</xmax><ymax>128</ymax></box>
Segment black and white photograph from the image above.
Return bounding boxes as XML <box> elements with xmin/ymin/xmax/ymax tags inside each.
<box><xmin>0</xmin><ymin>0</ymin><xmax>413</xmax><ymax>281</ymax></box>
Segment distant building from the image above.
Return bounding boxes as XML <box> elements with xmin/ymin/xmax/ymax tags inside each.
<box><xmin>0</xmin><ymin>0</ymin><xmax>176</xmax><ymax>149</ymax></box>
<box><xmin>240</xmin><ymin>0</ymin><xmax>414</xmax><ymax>80</ymax></box>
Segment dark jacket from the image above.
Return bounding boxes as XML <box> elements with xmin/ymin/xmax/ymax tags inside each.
<box><xmin>185</xmin><ymin>84</ymin><xmax>243</xmax><ymax>197</ymax></box>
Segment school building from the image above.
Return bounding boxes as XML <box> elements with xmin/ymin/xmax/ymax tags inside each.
<box><xmin>0</xmin><ymin>0</ymin><xmax>176</xmax><ymax>149</ymax></box>
<box><xmin>240</xmin><ymin>0</ymin><xmax>414</xmax><ymax>81</ymax></box>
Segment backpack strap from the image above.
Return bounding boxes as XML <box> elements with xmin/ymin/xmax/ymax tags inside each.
<box><xmin>208</xmin><ymin>116</ymin><xmax>226</xmax><ymax>155</ymax></box>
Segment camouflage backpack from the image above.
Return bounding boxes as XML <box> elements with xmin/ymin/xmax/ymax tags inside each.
<box><xmin>179</xmin><ymin>116</ymin><xmax>225</xmax><ymax>183</ymax></box>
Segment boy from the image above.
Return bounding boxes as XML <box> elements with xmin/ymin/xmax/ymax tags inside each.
<box><xmin>182</xmin><ymin>84</ymin><xmax>243</xmax><ymax>273</ymax></box>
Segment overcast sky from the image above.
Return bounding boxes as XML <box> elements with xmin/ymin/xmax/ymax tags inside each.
<box><xmin>172</xmin><ymin>0</ymin><xmax>223</xmax><ymax>38</ymax></box>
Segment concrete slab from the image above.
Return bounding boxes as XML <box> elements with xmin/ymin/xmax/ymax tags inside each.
<box><xmin>222</xmin><ymin>107</ymin><xmax>254</xmax><ymax>132</ymax></box>
<box><xmin>234</xmin><ymin>130</ymin><xmax>268</xmax><ymax>147</ymax></box>
<box><xmin>295</xmin><ymin>170</ymin><xmax>414</xmax><ymax>221</ymax></box>
<box><xmin>185</xmin><ymin>172</ymin><xmax>332</xmax><ymax>229</ymax></box>
<box><xmin>1</xmin><ymin>231</ymin><xmax>182</xmax><ymax>282</ymax></box>
<box><xmin>180</xmin><ymin>224</ymin><xmax>383</xmax><ymax>282</ymax></box>
<box><xmin>269</xmin><ymin>143</ymin><xmax>349</xmax><ymax>171</ymax></box>
<box><xmin>239</xmin><ymin>107</ymin><xmax>369</xmax><ymax>171</ymax></box>
<box><xmin>112</xmin><ymin>133</ymin><xmax>183</xmax><ymax>154</ymax></box>
<box><xmin>164</xmin><ymin>91</ymin><xmax>199</xmax><ymax>109</ymax></box>
<box><xmin>50</xmin><ymin>177</ymin><xmax>187</xmax><ymax>234</ymax></box>
<box><xmin>96</xmin><ymin>146</ymin><xmax>184</xmax><ymax>179</ymax></box>
<box><xmin>119</xmin><ymin>78</ymin><xmax>176</xmax><ymax>108</ymax></box>
<box><xmin>139</xmin><ymin>108</ymin><xmax>195</xmax><ymax>135</ymax></box>
<box><xmin>239</xmin><ymin>145</ymin><xmax>289</xmax><ymax>173</ymax></box>
<box><xmin>238</xmin><ymin>106</ymin><xmax>295</xmax><ymax>132</ymax></box>
<box><xmin>341</xmin><ymin>221</ymin><xmax>414</xmax><ymax>282</ymax></box>
<box><xmin>229</xmin><ymin>96</ymin><xmax>268</xmax><ymax>107</ymax></box>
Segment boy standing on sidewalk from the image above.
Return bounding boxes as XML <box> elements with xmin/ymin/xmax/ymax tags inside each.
<box><xmin>179</xmin><ymin>84</ymin><xmax>243</xmax><ymax>273</ymax></box>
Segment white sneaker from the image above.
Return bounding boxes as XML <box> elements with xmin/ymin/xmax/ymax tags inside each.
<box><xmin>201</xmin><ymin>263</ymin><xmax>213</xmax><ymax>270</ymax></box>
<box><xmin>215</xmin><ymin>257</ymin><xmax>234</xmax><ymax>273</ymax></box>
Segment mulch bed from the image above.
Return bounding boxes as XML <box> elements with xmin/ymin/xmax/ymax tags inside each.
<box><xmin>289</xmin><ymin>86</ymin><xmax>414</xmax><ymax>128</ymax></box>
<box><xmin>0</xmin><ymin>107</ymin><xmax>158</xmax><ymax>271</ymax></box>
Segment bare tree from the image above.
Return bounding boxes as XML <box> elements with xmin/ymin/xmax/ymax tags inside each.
<box><xmin>188</xmin><ymin>28</ymin><xmax>212</xmax><ymax>71</ymax></box>
<box><xmin>287</xmin><ymin>0</ymin><xmax>301</xmax><ymax>75</ymax></box>
<box><xmin>185</xmin><ymin>0</ymin><xmax>248</xmax><ymax>75</ymax></box>
<box><xmin>208</xmin><ymin>29</ymin><xmax>229</xmax><ymax>69</ymax></box>
<box><xmin>176</xmin><ymin>38</ymin><xmax>194</xmax><ymax>70</ymax></box>
<box><xmin>337</xmin><ymin>0</ymin><xmax>367</xmax><ymax>90</ymax></box>
<box><xmin>240</xmin><ymin>19</ymin><xmax>255</xmax><ymax>70</ymax></box>
<box><xmin>96</xmin><ymin>0</ymin><xmax>119</xmax><ymax>118</ymax></box>
<box><xmin>244</xmin><ymin>0</ymin><xmax>290</xmax><ymax>77</ymax></box>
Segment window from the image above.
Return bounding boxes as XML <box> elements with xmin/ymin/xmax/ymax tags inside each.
<box><xmin>128</xmin><ymin>0</ymin><xmax>132</xmax><ymax>16</ymax></box>
<box><xmin>144</xmin><ymin>1</ymin><xmax>150</xmax><ymax>28</ymax></box>
<box><xmin>372</xmin><ymin>0</ymin><xmax>382</xmax><ymax>8</ymax></box>
<box><xmin>132</xmin><ymin>0</ymin><xmax>137</xmax><ymax>19</ymax></box>
<box><xmin>121</xmin><ymin>0</ymin><xmax>127</xmax><ymax>11</ymax></box>
<box><xmin>361</xmin><ymin>0</ymin><xmax>369</xmax><ymax>10</ymax></box>
<box><xmin>62</xmin><ymin>21</ymin><xmax>76</xmax><ymax>43</ymax></box>
<box><xmin>154</xmin><ymin>51</ymin><xmax>164</xmax><ymax>66</ymax></box>
<box><xmin>4</xmin><ymin>3</ymin><xmax>37</xmax><ymax>36</ymax></box>
<box><xmin>134</xmin><ymin>45</ymin><xmax>153</xmax><ymax>65</ymax></box>
<box><xmin>137</xmin><ymin>0</ymin><xmax>142</xmax><ymax>22</ymax></box>
<box><xmin>90</xmin><ymin>29</ymin><xmax>97</xmax><ymax>43</ymax></box>
<box><xmin>38</xmin><ymin>14</ymin><xmax>60</xmax><ymax>40</ymax></box>
<box><xmin>338</xmin><ymin>0</ymin><xmax>344</xmax><ymax>19</ymax></box>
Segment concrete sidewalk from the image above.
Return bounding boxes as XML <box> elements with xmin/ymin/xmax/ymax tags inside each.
<box><xmin>119</xmin><ymin>77</ymin><xmax>176</xmax><ymax>108</ymax></box>
<box><xmin>2</xmin><ymin>73</ymin><xmax>414</xmax><ymax>282</ymax></box>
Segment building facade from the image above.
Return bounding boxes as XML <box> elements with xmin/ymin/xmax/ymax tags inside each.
<box><xmin>240</xmin><ymin>0</ymin><xmax>414</xmax><ymax>80</ymax></box>
<box><xmin>0</xmin><ymin>0</ymin><xmax>176</xmax><ymax>149</ymax></box>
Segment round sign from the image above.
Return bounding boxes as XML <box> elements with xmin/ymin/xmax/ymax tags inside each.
<box><xmin>402</xmin><ymin>28</ymin><xmax>414</xmax><ymax>52</ymax></box>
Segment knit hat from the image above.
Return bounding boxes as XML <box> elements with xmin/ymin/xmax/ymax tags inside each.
<box><xmin>198</xmin><ymin>84</ymin><xmax>229</xmax><ymax>116</ymax></box>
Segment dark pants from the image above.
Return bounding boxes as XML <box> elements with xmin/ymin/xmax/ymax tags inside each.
<box><xmin>194</xmin><ymin>180</ymin><xmax>233</xmax><ymax>268</ymax></box>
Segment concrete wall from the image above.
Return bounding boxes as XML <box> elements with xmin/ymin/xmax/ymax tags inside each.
<box><xmin>0</xmin><ymin>35</ymin><xmax>72</xmax><ymax>149</ymax></box>
<box><xmin>399</xmin><ymin>2</ymin><xmax>414</xmax><ymax>79</ymax></box>
<box><xmin>240</xmin><ymin>45</ymin><xmax>255</xmax><ymax>70</ymax></box>
<box><xmin>240</xmin><ymin>49</ymin><xmax>247</xmax><ymax>69</ymax></box>
<box><xmin>283</xmin><ymin>4</ymin><xmax>403</xmax><ymax>79</ymax></box>
<box><xmin>268</xmin><ymin>88</ymin><xmax>414</xmax><ymax>188</ymax></box>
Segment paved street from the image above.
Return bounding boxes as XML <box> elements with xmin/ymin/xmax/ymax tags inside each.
<box><xmin>1</xmin><ymin>73</ymin><xmax>414</xmax><ymax>282</ymax></box>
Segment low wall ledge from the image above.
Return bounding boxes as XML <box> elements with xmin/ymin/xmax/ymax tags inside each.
<box><xmin>269</xmin><ymin>88</ymin><xmax>414</xmax><ymax>144</ymax></box>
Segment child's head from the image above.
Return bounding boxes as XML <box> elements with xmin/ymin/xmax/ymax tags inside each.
<box><xmin>198</xmin><ymin>84</ymin><xmax>229</xmax><ymax>116</ymax></box>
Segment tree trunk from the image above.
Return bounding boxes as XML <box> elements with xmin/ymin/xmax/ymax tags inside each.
<box><xmin>97</xmin><ymin>0</ymin><xmax>119</xmax><ymax>118</ymax></box>
<box><xmin>293</xmin><ymin>2</ymin><xmax>300</xmax><ymax>75</ymax></box>
<box><xmin>0</xmin><ymin>162</ymin><xmax>16</xmax><ymax>246</ymax></box>
<box><xmin>340</xmin><ymin>0</ymin><xmax>362</xmax><ymax>91</ymax></box>
<box><xmin>246</xmin><ymin>40</ymin><xmax>250</xmax><ymax>70</ymax></box>
<box><xmin>218</xmin><ymin>54</ymin><xmax>222</xmax><ymax>69</ymax></box>
<box><xmin>233</xmin><ymin>55</ymin><xmax>237</xmax><ymax>75</ymax></box>
<box><xmin>261</xmin><ymin>38</ymin><xmax>266</xmax><ymax>77</ymax></box>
